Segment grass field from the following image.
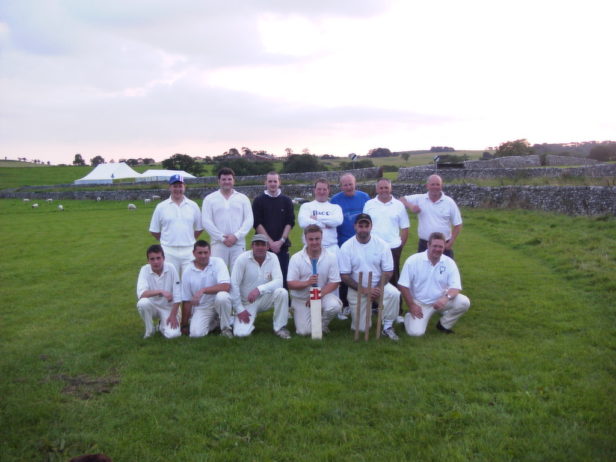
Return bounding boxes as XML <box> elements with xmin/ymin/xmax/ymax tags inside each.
<box><xmin>0</xmin><ymin>199</ymin><xmax>614</xmax><ymax>461</ymax></box>
<box><xmin>0</xmin><ymin>165</ymin><xmax>155</xmax><ymax>190</ymax></box>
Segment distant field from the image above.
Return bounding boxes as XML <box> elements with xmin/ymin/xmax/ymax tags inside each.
<box><xmin>3</xmin><ymin>151</ymin><xmax>610</xmax><ymax>190</ymax></box>
<box><xmin>0</xmin><ymin>165</ymin><xmax>152</xmax><ymax>189</ymax></box>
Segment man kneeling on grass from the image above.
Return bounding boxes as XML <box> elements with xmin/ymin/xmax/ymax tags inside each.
<box><xmin>287</xmin><ymin>225</ymin><xmax>342</xmax><ymax>336</ymax></box>
<box><xmin>136</xmin><ymin>245</ymin><xmax>182</xmax><ymax>339</ymax></box>
<box><xmin>231</xmin><ymin>234</ymin><xmax>291</xmax><ymax>339</ymax></box>
<box><xmin>181</xmin><ymin>240</ymin><xmax>233</xmax><ymax>338</ymax></box>
<box><xmin>398</xmin><ymin>232</ymin><xmax>470</xmax><ymax>336</ymax></box>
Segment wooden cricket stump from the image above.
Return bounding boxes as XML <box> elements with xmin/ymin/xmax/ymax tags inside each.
<box><xmin>375</xmin><ymin>274</ymin><xmax>386</xmax><ymax>340</ymax></box>
<box><xmin>354</xmin><ymin>272</ymin><xmax>386</xmax><ymax>341</ymax></box>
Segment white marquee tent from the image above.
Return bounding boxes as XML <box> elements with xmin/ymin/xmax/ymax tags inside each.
<box><xmin>136</xmin><ymin>169</ymin><xmax>196</xmax><ymax>183</ymax></box>
<box><xmin>73</xmin><ymin>162</ymin><xmax>141</xmax><ymax>185</ymax></box>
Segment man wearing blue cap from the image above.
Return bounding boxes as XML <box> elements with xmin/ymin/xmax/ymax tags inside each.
<box><xmin>149</xmin><ymin>174</ymin><xmax>203</xmax><ymax>275</ymax></box>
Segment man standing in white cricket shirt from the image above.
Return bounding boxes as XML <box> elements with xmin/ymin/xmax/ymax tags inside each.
<box><xmin>149</xmin><ymin>174</ymin><xmax>203</xmax><ymax>275</ymax></box>
<box><xmin>287</xmin><ymin>225</ymin><xmax>342</xmax><ymax>336</ymax></box>
<box><xmin>400</xmin><ymin>174</ymin><xmax>462</xmax><ymax>259</ymax></box>
<box><xmin>297</xmin><ymin>178</ymin><xmax>343</xmax><ymax>257</ymax></box>
<box><xmin>202</xmin><ymin>167</ymin><xmax>253</xmax><ymax>270</ymax></box>
<box><xmin>363</xmin><ymin>177</ymin><xmax>409</xmax><ymax>288</ymax></box>
<box><xmin>136</xmin><ymin>244</ymin><xmax>182</xmax><ymax>339</ymax></box>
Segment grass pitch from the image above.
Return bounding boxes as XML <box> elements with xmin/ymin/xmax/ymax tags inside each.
<box><xmin>0</xmin><ymin>199</ymin><xmax>614</xmax><ymax>461</ymax></box>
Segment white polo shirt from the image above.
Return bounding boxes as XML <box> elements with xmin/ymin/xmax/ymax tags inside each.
<box><xmin>287</xmin><ymin>247</ymin><xmax>341</xmax><ymax>299</ymax></box>
<box><xmin>363</xmin><ymin>197</ymin><xmax>409</xmax><ymax>248</ymax></box>
<box><xmin>149</xmin><ymin>197</ymin><xmax>203</xmax><ymax>247</ymax></box>
<box><xmin>297</xmin><ymin>200</ymin><xmax>343</xmax><ymax>248</ymax></box>
<box><xmin>230</xmin><ymin>250</ymin><xmax>283</xmax><ymax>310</ymax></box>
<box><xmin>201</xmin><ymin>190</ymin><xmax>253</xmax><ymax>243</ymax></box>
<box><xmin>398</xmin><ymin>250</ymin><xmax>462</xmax><ymax>305</ymax></box>
<box><xmin>404</xmin><ymin>193</ymin><xmax>462</xmax><ymax>241</ymax></box>
<box><xmin>136</xmin><ymin>262</ymin><xmax>182</xmax><ymax>305</ymax></box>
<box><xmin>181</xmin><ymin>257</ymin><xmax>230</xmax><ymax>309</ymax></box>
<box><xmin>338</xmin><ymin>235</ymin><xmax>393</xmax><ymax>288</ymax></box>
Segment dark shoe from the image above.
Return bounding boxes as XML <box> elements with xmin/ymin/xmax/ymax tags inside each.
<box><xmin>436</xmin><ymin>321</ymin><xmax>454</xmax><ymax>334</ymax></box>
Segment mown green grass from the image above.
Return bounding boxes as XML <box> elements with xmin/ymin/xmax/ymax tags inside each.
<box><xmin>0</xmin><ymin>165</ymin><xmax>155</xmax><ymax>190</ymax></box>
<box><xmin>0</xmin><ymin>200</ymin><xmax>614</xmax><ymax>461</ymax></box>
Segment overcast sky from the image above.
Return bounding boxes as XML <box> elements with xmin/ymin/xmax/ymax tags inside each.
<box><xmin>1</xmin><ymin>0</ymin><xmax>614</xmax><ymax>164</ymax></box>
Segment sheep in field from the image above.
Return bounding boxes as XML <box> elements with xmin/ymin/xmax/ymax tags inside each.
<box><xmin>58</xmin><ymin>204</ymin><xmax>64</xmax><ymax>211</ymax></box>
<box><xmin>46</xmin><ymin>198</ymin><xmax>53</xmax><ymax>203</ymax></box>
<box><xmin>31</xmin><ymin>203</ymin><xmax>39</xmax><ymax>208</ymax></box>
<box><xmin>23</xmin><ymin>198</ymin><xmax>30</xmax><ymax>202</ymax></box>
<box><xmin>144</xmin><ymin>198</ymin><xmax>152</xmax><ymax>205</ymax></box>
<box><xmin>151</xmin><ymin>195</ymin><xmax>161</xmax><ymax>200</ymax></box>
<box><xmin>128</xmin><ymin>203</ymin><xmax>137</xmax><ymax>210</ymax></box>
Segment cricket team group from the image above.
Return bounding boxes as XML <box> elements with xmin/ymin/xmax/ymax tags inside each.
<box><xmin>137</xmin><ymin>168</ymin><xmax>471</xmax><ymax>341</ymax></box>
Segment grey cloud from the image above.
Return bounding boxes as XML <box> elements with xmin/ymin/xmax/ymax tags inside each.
<box><xmin>1</xmin><ymin>74</ymin><xmax>445</xmax><ymax>149</ymax></box>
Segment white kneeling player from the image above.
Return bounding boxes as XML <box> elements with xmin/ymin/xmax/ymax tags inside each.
<box><xmin>181</xmin><ymin>240</ymin><xmax>233</xmax><ymax>338</ymax></box>
<box><xmin>231</xmin><ymin>234</ymin><xmax>291</xmax><ymax>339</ymax></box>
<box><xmin>287</xmin><ymin>224</ymin><xmax>342</xmax><ymax>336</ymax></box>
<box><xmin>398</xmin><ymin>232</ymin><xmax>470</xmax><ymax>336</ymax></box>
<box><xmin>136</xmin><ymin>244</ymin><xmax>182</xmax><ymax>339</ymax></box>
<box><xmin>338</xmin><ymin>213</ymin><xmax>401</xmax><ymax>340</ymax></box>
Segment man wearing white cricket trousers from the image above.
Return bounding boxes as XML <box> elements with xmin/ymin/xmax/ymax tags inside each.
<box><xmin>338</xmin><ymin>213</ymin><xmax>401</xmax><ymax>341</ymax></box>
<box><xmin>136</xmin><ymin>244</ymin><xmax>182</xmax><ymax>339</ymax></box>
<box><xmin>398</xmin><ymin>232</ymin><xmax>470</xmax><ymax>336</ymax></box>
<box><xmin>287</xmin><ymin>224</ymin><xmax>342</xmax><ymax>336</ymax></box>
<box><xmin>181</xmin><ymin>240</ymin><xmax>234</xmax><ymax>338</ymax></box>
<box><xmin>149</xmin><ymin>174</ymin><xmax>203</xmax><ymax>275</ymax></box>
<box><xmin>201</xmin><ymin>167</ymin><xmax>253</xmax><ymax>270</ymax></box>
<box><xmin>231</xmin><ymin>234</ymin><xmax>291</xmax><ymax>339</ymax></box>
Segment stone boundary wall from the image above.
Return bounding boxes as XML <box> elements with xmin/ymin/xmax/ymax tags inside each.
<box><xmin>463</xmin><ymin>154</ymin><xmax>597</xmax><ymax>169</ymax></box>
<box><xmin>465</xmin><ymin>155</ymin><xmax>542</xmax><ymax>168</ymax></box>
<box><xmin>398</xmin><ymin>163</ymin><xmax>616</xmax><ymax>182</ymax></box>
<box><xmin>11</xmin><ymin>167</ymin><xmax>382</xmax><ymax>191</ymax></box>
<box><xmin>3</xmin><ymin>184</ymin><xmax>614</xmax><ymax>216</ymax></box>
<box><xmin>544</xmin><ymin>155</ymin><xmax>598</xmax><ymax>166</ymax></box>
<box><xmin>181</xmin><ymin>166</ymin><xmax>382</xmax><ymax>185</ymax></box>
<box><xmin>391</xmin><ymin>185</ymin><xmax>615</xmax><ymax>216</ymax></box>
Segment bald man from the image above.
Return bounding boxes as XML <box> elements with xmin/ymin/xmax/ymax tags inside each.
<box><xmin>401</xmin><ymin>174</ymin><xmax>462</xmax><ymax>259</ymax></box>
<box><xmin>330</xmin><ymin>173</ymin><xmax>369</xmax><ymax>316</ymax></box>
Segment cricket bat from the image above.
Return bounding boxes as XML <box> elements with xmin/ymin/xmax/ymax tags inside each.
<box><xmin>310</xmin><ymin>258</ymin><xmax>322</xmax><ymax>340</ymax></box>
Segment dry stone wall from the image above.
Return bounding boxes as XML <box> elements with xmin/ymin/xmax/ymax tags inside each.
<box><xmin>2</xmin><ymin>184</ymin><xmax>614</xmax><ymax>216</ymax></box>
<box><xmin>398</xmin><ymin>163</ymin><xmax>616</xmax><ymax>182</ymax></box>
<box><xmin>184</xmin><ymin>167</ymin><xmax>382</xmax><ymax>185</ymax></box>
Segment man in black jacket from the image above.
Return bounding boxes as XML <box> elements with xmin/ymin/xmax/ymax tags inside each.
<box><xmin>252</xmin><ymin>171</ymin><xmax>295</xmax><ymax>288</ymax></box>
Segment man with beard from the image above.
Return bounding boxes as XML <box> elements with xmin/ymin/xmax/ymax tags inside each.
<box><xmin>338</xmin><ymin>213</ymin><xmax>401</xmax><ymax>341</ymax></box>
